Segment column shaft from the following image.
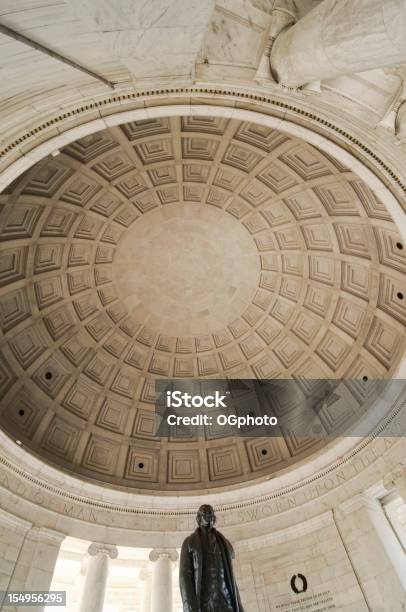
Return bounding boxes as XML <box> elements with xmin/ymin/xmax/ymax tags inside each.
<box><xmin>79</xmin><ymin>543</ymin><xmax>117</xmax><ymax>612</ymax></box>
<box><xmin>139</xmin><ymin>566</ymin><xmax>152</xmax><ymax>612</ymax></box>
<box><xmin>149</xmin><ymin>549</ymin><xmax>178</xmax><ymax>612</ymax></box>
<box><xmin>270</xmin><ymin>0</ymin><xmax>406</xmax><ymax>87</ymax></box>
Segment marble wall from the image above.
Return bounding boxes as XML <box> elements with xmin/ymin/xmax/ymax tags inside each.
<box><xmin>0</xmin><ymin>511</ymin><xmax>64</xmax><ymax>612</ymax></box>
<box><xmin>0</xmin><ymin>510</ymin><xmax>31</xmax><ymax>595</ymax></box>
<box><xmin>1</xmin><ymin>492</ymin><xmax>405</xmax><ymax>611</ymax></box>
<box><xmin>235</xmin><ymin>502</ymin><xmax>406</xmax><ymax>611</ymax></box>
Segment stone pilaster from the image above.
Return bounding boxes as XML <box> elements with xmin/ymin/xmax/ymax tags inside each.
<box><xmin>4</xmin><ymin>526</ymin><xmax>65</xmax><ymax>612</ymax></box>
<box><xmin>383</xmin><ymin>464</ymin><xmax>406</xmax><ymax>504</ymax></box>
<box><xmin>0</xmin><ymin>509</ymin><xmax>32</xmax><ymax>594</ymax></box>
<box><xmin>335</xmin><ymin>493</ymin><xmax>406</xmax><ymax>608</ymax></box>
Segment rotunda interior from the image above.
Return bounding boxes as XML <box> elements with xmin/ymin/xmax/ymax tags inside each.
<box><xmin>0</xmin><ymin>1</ymin><xmax>405</xmax><ymax>611</ymax></box>
<box><xmin>2</xmin><ymin>115</ymin><xmax>405</xmax><ymax>494</ymax></box>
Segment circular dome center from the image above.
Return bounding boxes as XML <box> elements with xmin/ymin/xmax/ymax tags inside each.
<box><xmin>113</xmin><ymin>204</ymin><xmax>260</xmax><ymax>335</ymax></box>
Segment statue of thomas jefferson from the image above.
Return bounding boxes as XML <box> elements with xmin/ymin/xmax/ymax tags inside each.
<box><xmin>179</xmin><ymin>504</ymin><xmax>245</xmax><ymax>612</ymax></box>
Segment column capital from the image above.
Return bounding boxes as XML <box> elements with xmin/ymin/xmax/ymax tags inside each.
<box><xmin>88</xmin><ymin>542</ymin><xmax>118</xmax><ymax>560</ymax></box>
<box><xmin>149</xmin><ymin>548</ymin><xmax>178</xmax><ymax>563</ymax></box>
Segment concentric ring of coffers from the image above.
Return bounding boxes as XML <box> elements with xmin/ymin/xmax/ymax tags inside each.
<box><xmin>0</xmin><ymin>114</ymin><xmax>405</xmax><ymax>492</ymax></box>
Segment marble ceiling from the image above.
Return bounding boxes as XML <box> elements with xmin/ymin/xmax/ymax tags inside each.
<box><xmin>0</xmin><ymin>115</ymin><xmax>405</xmax><ymax>491</ymax></box>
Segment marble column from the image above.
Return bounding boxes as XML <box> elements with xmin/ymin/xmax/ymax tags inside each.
<box><xmin>139</xmin><ymin>565</ymin><xmax>152</xmax><ymax>612</ymax></box>
<box><xmin>383</xmin><ymin>464</ymin><xmax>406</xmax><ymax>504</ymax></box>
<box><xmin>149</xmin><ymin>549</ymin><xmax>178</xmax><ymax>612</ymax></box>
<box><xmin>4</xmin><ymin>525</ymin><xmax>65</xmax><ymax>612</ymax></box>
<box><xmin>270</xmin><ymin>0</ymin><xmax>406</xmax><ymax>88</ymax></box>
<box><xmin>79</xmin><ymin>542</ymin><xmax>118</xmax><ymax>612</ymax></box>
<box><xmin>335</xmin><ymin>493</ymin><xmax>406</xmax><ymax>609</ymax></box>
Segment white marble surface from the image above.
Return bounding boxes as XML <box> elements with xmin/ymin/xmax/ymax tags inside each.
<box><xmin>113</xmin><ymin>203</ymin><xmax>260</xmax><ymax>335</ymax></box>
<box><xmin>0</xmin><ymin>0</ymin><xmax>404</xmax><ymax>147</ymax></box>
<box><xmin>271</xmin><ymin>0</ymin><xmax>406</xmax><ymax>87</ymax></box>
<box><xmin>67</xmin><ymin>0</ymin><xmax>216</xmax><ymax>79</ymax></box>
<box><xmin>235</xmin><ymin>502</ymin><xmax>406</xmax><ymax>611</ymax></box>
<box><xmin>2</xmin><ymin>500</ymin><xmax>404</xmax><ymax>611</ymax></box>
<box><xmin>0</xmin><ymin>5</ymin><xmax>405</xmax><ymax>608</ymax></box>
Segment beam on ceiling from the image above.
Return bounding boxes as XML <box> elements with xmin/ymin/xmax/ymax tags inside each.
<box><xmin>0</xmin><ymin>22</ymin><xmax>116</xmax><ymax>90</ymax></box>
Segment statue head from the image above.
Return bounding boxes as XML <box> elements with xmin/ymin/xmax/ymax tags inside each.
<box><xmin>196</xmin><ymin>504</ymin><xmax>216</xmax><ymax>528</ymax></box>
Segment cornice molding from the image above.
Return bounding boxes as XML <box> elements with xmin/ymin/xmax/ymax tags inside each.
<box><xmin>1</xmin><ymin>87</ymin><xmax>406</xmax><ymax>208</ymax></box>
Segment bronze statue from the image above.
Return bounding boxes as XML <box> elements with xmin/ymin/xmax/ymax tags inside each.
<box><xmin>179</xmin><ymin>504</ymin><xmax>245</xmax><ymax>612</ymax></box>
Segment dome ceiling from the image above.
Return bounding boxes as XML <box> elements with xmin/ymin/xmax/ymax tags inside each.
<box><xmin>0</xmin><ymin>115</ymin><xmax>405</xmax><ymax>492</ymax></box>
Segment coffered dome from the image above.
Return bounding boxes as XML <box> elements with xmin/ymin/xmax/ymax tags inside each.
<box><xmin>0</xmin><ymin>114</ymin><xmax>405</xmax><ymax>492</ymax></box>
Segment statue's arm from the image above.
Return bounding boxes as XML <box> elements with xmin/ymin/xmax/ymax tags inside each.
<box><xmin>224</xmin><ymin>535</ymin><xmax>235</xmax><ymax>559</ymax></box>
<box><xmin>179</xmin><ymin>538</ymin><xmax>199</xmax><ymax>612</ymax></box>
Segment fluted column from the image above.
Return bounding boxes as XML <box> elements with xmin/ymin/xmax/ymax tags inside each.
<box><xmin>149</xmin><ymin>549</ymin><xmax>178</xmax><ymax>612</ymax></box>
<box><xmin>270</xmin><ymin>0</ymin><xmax>406</xmax><ymax>88</ymax></box>
<box><xmin>79</xmin><ymin>542</ymin><xmax>118</xmax><ymax>612</ymax></box>
<box><xmin>139</xmin><ymin>566</ymin><xmax>152</xmax><ymax>612</ymax></box>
